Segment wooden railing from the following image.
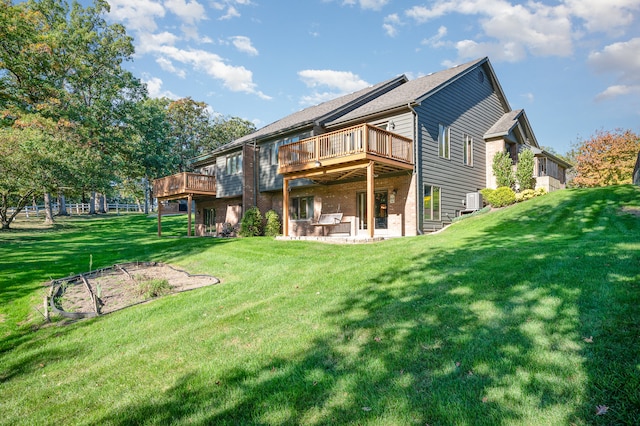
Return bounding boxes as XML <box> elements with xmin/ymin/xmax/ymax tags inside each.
<box><xmin>153</xmin><ymin>172</ymin><xmax>216</xmax><ymax>199</ymax></box>
<box><xmin>278</xmin><ymin>124</ymin><xmax>413</xmax><ymax>169</ymax></box>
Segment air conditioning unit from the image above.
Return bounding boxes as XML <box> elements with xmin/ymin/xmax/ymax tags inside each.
<box><xmin>465</xmin><ymin>192</ymin><xmax>482</xmax><ymax>211</ymax></box>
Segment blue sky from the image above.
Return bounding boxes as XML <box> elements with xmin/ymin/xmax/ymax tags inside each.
<box><xmin>100</xmin><ymin>0</ymin><xmax>640</xmax><ymax>155</ymax></box>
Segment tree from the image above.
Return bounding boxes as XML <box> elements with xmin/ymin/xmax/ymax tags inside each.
<box><xmin>0</xmin><ymin>113</ymin><xmax>86</xmax><ymax>228</ymax></box>
<box><xmin>516</xmin><ymin>148</ymin><xmax>535</xmax><ymax>191</ymax></box>
<box><xmin>0</xmin><ymin>0</ymin><xmax>144</xmax><ymax>225</ymax></box>
<box><xmin>492</xmin><ymin>151</ymin><xmax>515</xmax><ymax>188</ymax></box>
<box><xmin>573</xmin><ymin>129</ymin><xmax>640</xmax><ymax>187</ymax></box>
<box><xmin>166</xmin><ymin>98</ymin><xmax>215</xmax><ymax>172</ymax></box>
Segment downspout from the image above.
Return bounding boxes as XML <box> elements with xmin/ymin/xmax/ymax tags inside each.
<box><xmin>407</xmin><ymin>102</ymin><xmax>423</xmax><ymax>235</ymax></box>
<box><xmin>253</xmin><ymin>139</ymin><xmax>258</xmax><ymax>208</ymax></box>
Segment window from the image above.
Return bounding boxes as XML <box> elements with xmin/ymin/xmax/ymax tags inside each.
<box><xmin>538</xmin><ymin>157</ymin><xmax>547</xmax><ymax>176</ymax></box>
<box><xmin>438</xmin><ymin>124</ymin><xmax>450</xmax><ymax>159</ymax></box>
<box><xmin>271</xmin><ymin>136</ymin><xmax>300</xmax><ymax>165</ymax></box>
<box><xmin>225</xmin><ymin>152</ymin><xmax>242</xmax><ymax>175</ymax></box>
<box><xmin>423</xmin><ymin>185</ymin><xmax>441</xmax><ymax>221</ymax></box>
<box><xmin>291</xmin><ymin>196</ymin><xmax>314</xmax><ymax>220</ymax></box>
<box><xmin>463</xmin><ymin>134</ymin><xmax>473</xmax><ymax>166</ymax></box>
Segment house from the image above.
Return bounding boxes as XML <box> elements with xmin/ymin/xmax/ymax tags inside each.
<box><xmin>153</xmin><ymin>57</ymin><xmax>570</xmax><ymax>239</ymax></box>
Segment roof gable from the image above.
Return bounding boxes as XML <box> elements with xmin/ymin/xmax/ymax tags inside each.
<box><xmin>326</xmin><ymin>57</ymin><xmax>509</xmax><ymax>127</ymax></box>
<box><xmin>485</xmin><ymin>109</ymin><xmax>540</xmax><ymax>148</ymax></box>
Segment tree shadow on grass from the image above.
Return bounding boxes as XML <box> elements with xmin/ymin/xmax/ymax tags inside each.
<box><xmin>92</xmin><ymin>187</ymin><xmax>639</xmax><ymax>425</ymax></box>
<box><xmin>0</xmin><ymin>214</ymin><xmax>232</xmax><ymax>354</ymax></box>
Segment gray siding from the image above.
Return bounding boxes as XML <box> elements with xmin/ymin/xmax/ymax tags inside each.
<box><xmin>368</xmin><ymin>111</ymin><xmax>414</xmax><ymax>140</ymax></box>
<box><xmin>418</xmin><ymin>65</ymin><xmax>507</xmax><ymax>227</ymax></box>
<box><xmin>215</xmin><ymin>151</ymin><xmax>243</xmax><ymax>198</ymax></box>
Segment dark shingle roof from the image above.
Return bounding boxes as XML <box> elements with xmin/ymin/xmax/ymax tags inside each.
<box><xmin>326</xmin><ymin>57</ymin><xmax>488</xmax><ymax>127</ymax></box>
<box><xmin>211</xmin><ymin>74</ymin><xmax>407</xmax><ymax>154</ymax></box>
<box><xmin>484</xmin><ymin>109</ymin><xmax>524</xmax><ymax>139</ymax></box>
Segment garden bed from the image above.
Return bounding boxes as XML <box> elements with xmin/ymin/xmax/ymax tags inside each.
<box><xmin>49</xmin><ymin>262</ymin><xmax>220</xmax><ymax>319</ymax></box>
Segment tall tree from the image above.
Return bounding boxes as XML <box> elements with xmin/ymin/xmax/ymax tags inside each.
<box><xmin>573</xmin><ymin>129</ymin><xmax>640</xmax><ymax>187</ymax></box>
<box><xmin>0</xmin><ymin>0</ymin><xmax>144</xmax><ymax>225</ymax></box>
<box><xmin>166</xmin><ymin>97</ymin><xmax>215</xmax><ymax>171</ymax></box>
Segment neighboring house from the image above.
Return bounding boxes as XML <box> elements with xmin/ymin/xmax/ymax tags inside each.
<box><xmin>153</xmin><ymin>57</ymin><xmax>570</xmax><ymax>239</ymax></box>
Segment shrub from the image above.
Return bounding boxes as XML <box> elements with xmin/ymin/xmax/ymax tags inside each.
<box><xmin>516</xmin><ymin>188</ymin><xmax>536</xmax><ymax>202</ymax></box>
<box><xmin>486</xmin><ymin>186</ymin><xmax>516</xmax><ymax>207</ymax></box>
<box><xmin>492</xmin><ymin>151</ymin><xmax>515</xmax><ymax>188</ymax></box>
<box><xmin>137</xmin><ymin>277</ymin><xmax>171</xmax><ymax>299</ymax></box>
<box><xmin>480</xmin><ymin>188</ymin><xmax>494</xmax><ymax>203</ymax></box>
<box><xmin>239</xmin><ymin>207</ymin><xmax>263</xmax><ymax>237</ymax></box>
<box><xmin>264</xmin><ymin>210</ymin><xmax>281</xmax><ymax>237</ymax></box>
<box><xmin>535</xmin><ymin>187</ymin><xmax>547</xmax><ymax>196</ymax></box>
<box><xmin>516</xmin><ymin>148</ymin><xmax>536</xmax><ymax>190</ymax></box>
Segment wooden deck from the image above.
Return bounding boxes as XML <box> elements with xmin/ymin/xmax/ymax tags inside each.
<box><xmin>152</xmin><ymin>172</ymin><xmax>216</xmax><ymax>200</ymax></box>
<box><xmin>278</xmin><ymin>124</ymin><xmax>413</xmax><ymax>181</ymax></box>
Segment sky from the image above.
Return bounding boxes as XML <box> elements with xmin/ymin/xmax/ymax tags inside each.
<box><xmin>96</xmin><ymin>0</ymin><xmax>640</xmax><ymax>155</ymax></box>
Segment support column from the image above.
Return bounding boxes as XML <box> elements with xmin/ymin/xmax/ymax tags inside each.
<box><xmin>157</xmin><ymin>200</ymin><xmax>162</xmax><ymax>237</ymax></box>
<box><xmin>367</xmin><ymin>161</ymin><xmax>375</xmax><ymax>238</ymax></box>
<box><xmin>187</xmin><ymin>194</ymin><xmax>192</xmax><ymax>237</ymax></box>
<box><xmin>283</xmin><ymin>177</ymin><xmax>289</xmax><ymax>237</ymax></box>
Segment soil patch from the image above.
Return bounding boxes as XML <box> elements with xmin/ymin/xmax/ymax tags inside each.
<box><xmin>50</xmin><ymin>262</ymin><xmax>219</xmax><ymax>318</ymax></box>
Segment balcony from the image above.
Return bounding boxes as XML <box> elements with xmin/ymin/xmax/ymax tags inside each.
<box><xmin>278</xmin><ymin>124</ymin><xmax>413</xmax><ymax>181</ymax></box>
<box><xmin>152</xmin><ymin>172</ymin><xmax>216</xmax><ymax>200</ymax></box>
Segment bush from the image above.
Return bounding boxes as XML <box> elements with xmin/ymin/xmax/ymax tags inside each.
<box><xmin>136</xmin><ymin>277</ymin><xmax>171</xmax><ymax>299</ymax></box>
<box><xmin>239</xmin><ymin>207</ymin><xmax>263</xmax><ymax>237</ymax></box>
<box><xmin>515</xmin><ymin>188</ymin><xmax>536</xmax><ymax>202</ymax></box>
<box><xmin>480</xmin><ymin>188</ymin><xmax>494</xmax><ymax>203</ymax></box>
<box><xmin>535</xmin><ymin>187</ymin><xmax>547</xmax><ymax>196</ymax></box>
<box><xmin>516</xmin><ymin>148</ymin><xmax>536</xmax><ymax>190</ymax></box>
<box><xmin>264</xmin><ymin>210</ymin><xmax>281</xmax><ymax>237</ymax></box>
<box><xmin>492</xmin><ymin>151</ymin><xmax>515</xmax><ymax>188</ymax></box>
<box><xmin>486</xmin><ymin>186</ymin><xmax>516</xmax><ymax>207</ymax></box>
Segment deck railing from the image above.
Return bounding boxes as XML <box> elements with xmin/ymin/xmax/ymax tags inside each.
<box><xmin>278</xmin><ymin>124</ymin><xmax>413</xmax><ymax>169</ymax></box>
<box><xmin>153</xmin><ymin>172</ymin><xmax>216</xmax><ymax>198</ymax></box>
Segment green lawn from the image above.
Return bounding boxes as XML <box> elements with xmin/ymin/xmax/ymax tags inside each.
<box><xmin>1</xmin><ymin>186</ymin><xmax>639</xmax><ymax>425</ymax></box>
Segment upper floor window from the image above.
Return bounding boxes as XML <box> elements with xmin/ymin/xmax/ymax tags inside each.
<box><xmin>463</xmin><ymin>134</ymin><xmax>473</xmax><ymax>166</ymax></box>
<box><xmin>438</xmin><ymin>124</ymin><xmax>450</xmax><ymax>159</ymax></box>
<box><xmin>271</xmin><ymin>136</ymin><xmax>300</xmax><ymax>165</ymax></box>
<box><xmin>225</xmin><ymin>152</ymin><xmax>242</xmax><ymax>175</ymax></box>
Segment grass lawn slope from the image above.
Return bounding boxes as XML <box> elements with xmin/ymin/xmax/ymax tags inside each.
<box><xmin>1</xmin><ymin>185</ymin><xmax>639</xmax><ymax>425</ymax></box>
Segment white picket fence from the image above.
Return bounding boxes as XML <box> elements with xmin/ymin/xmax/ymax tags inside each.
<box><xmin>8</xmin><ymin>202</ymin><xmax>145</xmax><ymax>218</ymax></box>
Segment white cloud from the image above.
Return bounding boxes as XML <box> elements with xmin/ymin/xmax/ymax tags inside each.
<box><xmin>156</xmin><ymin>57</ymin><xmax>187</xmax><ymax>78</ymax></box>
<box><xmin>422</xmin><ymin>25</ymin><xmax>448</xmax><ymax>47</ymax></box>
<box><xmin>589</xmin><ymin>38</ymin><xmax>640</xmax><ymax>100</ymax></box>
<box><xmin>164</xmin><ymin>0</ymin><xmax>206</xmax><ymax>25</ymax></box>
<box><xmin>154</xmin><ymin>45</ymin><xmax>270</xmax><ymax>99</ymax></box>
<box><xmin>595</xmin><ymin>85</ymin><xmax>640</xmax><ymax>101</ymax></box>
<box><xmin>383</xmin><ymin>14</ymin><xmax>401</xmax><ymax>37</ymax></box>
<box><xmin>107</xmin><ymin>0</ymin><xmax>165</xmax><ymax>32</ymax></box>
<box><xmin>564</xmin><ymin>0</ymin><xmax>640</xmax><ymax>35</ymax></box>
<box><xmin>230</xmin><ymin>36</ymin><xmax>259</xmax><ymax>56</ymax></box>
<box><xmin>406</xmin><ymin>0</ymin><xmax>573</xmax><ymax>61</ymax></box>
<box><xmin>298</xmin><ymin>70</ymin><xmax>370</xmax><ymax>93</ymax></box>
<box><xmin>143</xmin><ymin>76</ymin><xmax>180</xmax><ymax>99</ymax></box>
<box><xmin>342</xmin><ymin>0</ymin><xmax>388</xmax><ymax>10</ymax></box>
<box><xmin>212</xmin><ymin>1</ymin><xmax>247</xmax><ymax>19</ymax></box>
<box><xmin>588</xmin><ymin>38</ymin><xmax>640</xmax><ymax>83</ymax></box>
<box><xmin>135</xmin><ymin>31</ymin><xmax>180</xmax><ymax>55</ymax></box>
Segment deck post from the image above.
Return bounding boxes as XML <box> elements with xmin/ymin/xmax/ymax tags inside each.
<box><xmin>367</xmin><ymin>161</ymin><xmax>375</xmax><ymax>238</ymax></box>
<box><xmin>157</xmin><ymin>200</ymin><xmax>162</xmax><ymax>237</ymax></box>
<box><xmin>187</xmin><ymin>194</ymin><xmax>192</xmax><ymax>237</ymax></box>
<box><xmin>282</xmin><ymin>178</ymin><xmax>289</xmax><ymax>237</ymax></box>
